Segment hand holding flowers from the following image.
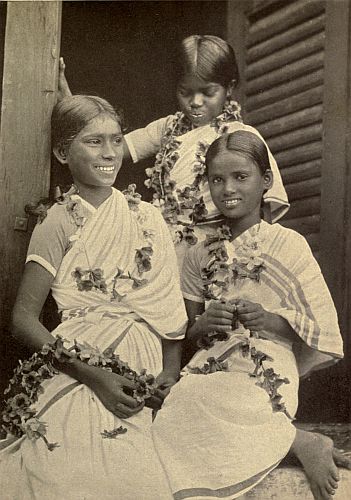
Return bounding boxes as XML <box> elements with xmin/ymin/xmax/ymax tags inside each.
<box><xmin>89</xmin><ymin>370</ymin><xmax>144</xmax><ymax>419</ymax></box>
<box><xmin>186</xmin><ymin>301</ymin><xmax>237</xmax><ymax>351</ymax></box>
<box><xmin>234</xmin><ymin>299</ymin><xmax>267</xmax><ymax>333</ymax></box>
<box><xmin>1</xmin><ymin>337</ymin><xmax>169</xmax><ymax>450</ymax></box>
<box><xmin>193</xmin><ymin>301</ymin><xmax>236</xmax><ymax>338</ymax></box>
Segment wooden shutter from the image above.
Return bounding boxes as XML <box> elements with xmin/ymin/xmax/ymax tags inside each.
<box><xmin>243</xmin><ymin>0</ymin><xmax>327</xmax><ymax>259</ymax></box>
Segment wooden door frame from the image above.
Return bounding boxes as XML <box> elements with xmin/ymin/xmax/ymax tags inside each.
<box><xmin>0</xmin><ymin>1</ymin><xmax>62</xmax><ymax>333</ymax></box>
<box><xmin>319</xmin><ymin>0</ymin><xmax>351</xmax><ymax>363</ymax></box>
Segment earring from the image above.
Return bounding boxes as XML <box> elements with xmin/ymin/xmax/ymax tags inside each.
<box><xmin>224</xmin><ymin>96</ymin><xmax>232</xmax><ymax>110</ymax></box>
<box><xmin>58</xmin><ymin>145</ymin><xmax>67</xmax><ymax>160</ymax></box>
<box><xmin>60</xmin><ymin>151</ymin><xmax>67</xmax><ymax>162</ymax></box>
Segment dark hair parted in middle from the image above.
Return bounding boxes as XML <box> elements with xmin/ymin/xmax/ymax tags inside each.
<box><xmin>51</xmin><ymin>95</ymin><xmax>122</xmax><ymax>150</ymax></box>
<box><xmin>179</xmin><ymin>35</ymin><xmax>239</xmax><ymax>88</ymax></box>
<box><xmin>205</xmin><ymin>130</ymin><xmax>271</xmax><ymax>175</ymax></box>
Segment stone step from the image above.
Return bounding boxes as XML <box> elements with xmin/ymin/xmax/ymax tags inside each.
<box><xmin>241</xmin><ymin>423</ymin><xmax>351</xmax><ymax>499</ymax></box>
<box><xmin>241</xmin><ymin>465</ymin><xmax>350</xmax><ymax>499</ymax></box>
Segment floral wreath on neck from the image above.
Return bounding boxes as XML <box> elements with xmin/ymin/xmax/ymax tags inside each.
<box><xmin>144</xmin><ymin>99</ymin><xmax>242</xmax><ymax>245</ymax></box>
<box><xmin>26</xmin><ymin>184</ymin><xmax>155</xmax><ymax>300</ymax></box>
<box><xmin>188</xmin><ymin>222</ymin><xmax>292</xmax><ymax>420</ymax></box>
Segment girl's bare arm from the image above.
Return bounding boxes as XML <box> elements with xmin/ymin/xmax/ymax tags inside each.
<box><xmin>11</xmin><ymin>262</ymin><xmax>142</xmax><ymax>418</ymax></box>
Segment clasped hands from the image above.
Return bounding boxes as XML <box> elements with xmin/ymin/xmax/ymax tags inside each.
<box><xmin>191</xmin><ymin>299</ymin><xmax>268</xmax><ymax>342</ymax></box>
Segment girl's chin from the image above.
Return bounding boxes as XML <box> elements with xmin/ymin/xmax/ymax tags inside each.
<box><xmin>95</xmin><ymin>174</ymin><xmax>118</xmax><ymax>186</ymax></box>
<box><xmin>185</xmin><ymin>113</ymin><xmax>211</xmax><ymax>127</ymax></box>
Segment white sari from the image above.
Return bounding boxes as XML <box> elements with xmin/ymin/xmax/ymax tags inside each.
<box><xmin>152</xmin><ymin>221</ymin><xmax>343</xmax><ymax>499</ymax></box>
<box><xmin>0</xmin><ymin>188</ymin><xmax>187</xmax><ymax>500</ymax></box>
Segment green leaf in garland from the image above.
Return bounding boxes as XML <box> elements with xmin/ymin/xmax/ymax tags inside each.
<box><xmin>101</xmin><ymin>426</ymin><xmax>128</xmax><ymax>439</ymax></box>
<box><xmin>135</xmin><ymin>247</ymin><xmax>153</xmax><ymax>274</ymax></box>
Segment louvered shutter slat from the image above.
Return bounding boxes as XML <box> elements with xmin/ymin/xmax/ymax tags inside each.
<box><xmin>247</xmin><ymin>51</ymin><xmax>324</xmax><ymax>94</ymax></box>
<box><xmin>280</xmin><ymin>214</ymin><xmax>320</xmax><ymax>235</ymax></box>
<box><xmin>246</xmin><ymin>69</ymin><xmax>324</xmax><ymax>111</ymax></box>
<box><xmin>274</xmin><ymin>141</ymin><xmax>322</xmax><ymax>168</ymax></box>
<box><xmin>285</xmin><ymin>177</ymin><xmax>321</xmax><ymax>201</ymax></box>
<box><xmin>248</xmin><ymin>0</ymin><xmax>325</xmax><ymax>46</ymax></box>
<box><xmin>281</xmin><ymin>159</ymin><xmax>321</xmax><ymax>184</ymax></box>
<box><xmin>242</xmin><ymin>0</ymin><xmax>327</xmax><ymax>257</ymax></box>
<box><xmin>247</xmin><ymin>13</ymin><xmax>325</xmax><ymax>63</ymax></box>
<box><xmin>267</xmin><ymin>123</ymin><xmax>322</xmax><ymax>153</ymax></box>
<box><xmin>257</xmin><ymin>104</ymin><xmax>323</xmax><ymax>139</ymax></box>
<box><xmin>284</xmin><ymin>195</ymin><xmax>320</xmax><ymax>219</ymax></box>
<box><xmin>246</xmin><ymin>31</ymin><xmax>325</xmax><ymax>80</ymax></box>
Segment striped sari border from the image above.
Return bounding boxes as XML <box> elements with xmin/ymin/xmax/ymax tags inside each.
<box><xmin>262</xmin><ymin>253</ymin><xmax>316</xmax><ymax>320</ymax></box>
<box><xmin>260</xmin><ymin>272</ymin><xmax>318</xmax><ymax>347</ymax></box>
<box><xmin>173</xmin><ymin>461</ymin><xmax>280</xmax><ymax>500</ymax></box>
<box><xmin>261</xmin><ymin>253</ymin><xmax>321</xmax><ymax>348</ymax></box>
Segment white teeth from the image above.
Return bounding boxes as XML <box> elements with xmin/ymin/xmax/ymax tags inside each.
<box><xmin>224</xmin><ymin>199</ymin><xmax>240</xmax><ymax>207</ymax></box>
<box><xmin>95</xmin><ymin>166</ymin><xmax>115</xmax><ymax>172</ymax></box>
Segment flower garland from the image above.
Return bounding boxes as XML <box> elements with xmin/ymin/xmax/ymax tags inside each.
<box><xmin>144</xmin><ymin>100</ymin><xmax>242</xmax><ymax>243</ymax></box>
<box><xmin>191</xmin><ymin>223</ymin><xmax>292</xmax><ymax>419</ymax></box>
<box><xmin>1</xmin><ymin>336</ymin><xmax>159</xmax><ymax>450</ymax></box>
<box><xmin>32</xmin><ymin>184</ymin><xmax>156</xmax><ymax>300</ymax></box>
<box><xmin>25</xmin><ymin>184</ymin><xmax>82</xmax><ymax>224</ymax></box>
<box><xmin>201</xmin><ymin>224</ymin><xmax>265</xmax><ymax>300</ymax></box>
<box><xmin>3</xmin><ymin>185</ymin><xmax>159</xmax><ymax>449</ymax></box>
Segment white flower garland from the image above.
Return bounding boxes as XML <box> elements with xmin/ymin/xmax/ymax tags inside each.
<box><xmin>193</xmin><ymin>223</ymin><xmax>292</xmax><ymax>419</ymax></box>
<box><xmin>144</xmin><ymin>100</ymin><xmax>242</xmax><ymax>245</ymax></box>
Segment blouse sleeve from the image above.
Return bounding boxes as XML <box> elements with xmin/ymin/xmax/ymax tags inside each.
<box><xmin>181</xmin><ymin>244</ymin><xmax>206</xmax><ymax>304</ymax></box>
<box><xmin>124</xmin><ymin>115</ymin><xmax>175</xmax><ymax>163</ymax></box>
<box><xmin>26</xmin><ymin>204</ymin><xmax>72</xmax><ymax>277</ymax></box>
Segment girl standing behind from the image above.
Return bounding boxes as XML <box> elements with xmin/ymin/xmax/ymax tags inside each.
<box><xmin>59</xmin><ymin>35</ymin><xmax>289</xmax><ymax>265</ymax></box>
<box><xmin>152</xmin><ymin>130</ymin><xmax>350</xmax><ymax>500</ymax></box>
<box><xmin>0</xmin><ymin>95</ymin><xmax>187</xmax><ymax>499</ymax></box>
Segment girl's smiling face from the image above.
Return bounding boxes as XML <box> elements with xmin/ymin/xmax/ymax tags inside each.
<box><xmin>177</xmin><ymin>74</ymin><xmax>230</xmax><ymax>127</ymax></box>
<box><xmin>208</xmin><ymin>150</ymin><xmax>273</xmax><ymax>230</ymax></box>
<box><xmin>57</xmin><ymin>114</ymin><xmax>123</xmax><ymax>191</ymax></box>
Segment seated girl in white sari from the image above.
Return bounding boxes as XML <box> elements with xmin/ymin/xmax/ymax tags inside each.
<box><xmin>58</xmin><ymin>35</ymin><xmax>289</xmax><ymax>267</ymax></box>
<box><xmin>0</xmin><ymin>95</ymin><xmax>187</xmax><ymax>499</ymax></box>
<box><xmin>152</xmin><ymin>130</ymin><xmax>350</xmax><ymax>500</ymax></box>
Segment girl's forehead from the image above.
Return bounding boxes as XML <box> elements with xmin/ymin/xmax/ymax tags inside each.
<box><xmin>79</xmin><ymin>114</ymin><xmax>121</xmax><ymax>135</ymax></box>
<box><xmin>178</xmin><ymin>74</ymin><xmax>224</xmax><ymax>89</ymax></box>
<box><xmin>208</xmin><ymin>150</ymin><xmax>258</xmax><ymax>173</ymax></box>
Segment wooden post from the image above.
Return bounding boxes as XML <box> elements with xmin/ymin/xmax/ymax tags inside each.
<box><xmin>226</xmin><ymin>0</ymin><xmax>249</xmax><ymax>119</ymax></box>
<box><xmin>319</xmin><ymin>0</ymin><xmax>351</xmax><ymax>355</ymax></box>
<box><xmin>0</xmin><ymin>1</ymin><xmax>62</xmax><ymax>333</ymax></box>
<box><xmin>344</xmin><ymin>0</ymin><xmax>351</xmax><ymax>371</ymax></box>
